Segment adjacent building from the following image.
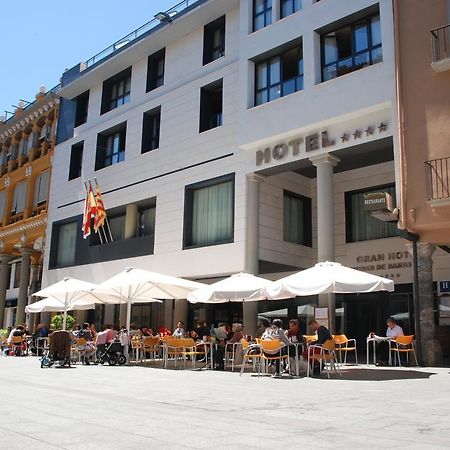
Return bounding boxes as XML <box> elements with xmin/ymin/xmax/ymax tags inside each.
<box><xmin>0</xmin><ymin>87</ymin><xmax>58</xmax><ymax>328</ymax></box>
<box><xmin>44</xmin><ymin>0</ymin><xmax>450</xmax><ymax>358</ymax></box>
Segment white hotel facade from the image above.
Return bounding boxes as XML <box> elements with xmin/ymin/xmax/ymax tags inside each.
<box><xmin>44</xmin><ymin>0</ymin><xmax>450</xmax><ymax>343</ymax></box>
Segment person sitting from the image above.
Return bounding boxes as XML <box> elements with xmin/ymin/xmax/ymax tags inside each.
<box><xmin>191</xmin><ymin>321</ymin><xmax>210</xmax><ymax>341</ymax></box>
<box><xmin>308</xmin><ymin>319</ymin><xmax>332</xmax><ymax>345</ymax></box>
<box><xmin>261</xmin><ymin>319</ymin><xmax>291</xmax><ymax>377</ymax></box>
<box><xmin>129</xmin><ymin>323</ymin><xmax>143</xmax><ymax>339</ymax></box>
<box><xmin>89</xmin><ymin>324</ymin><xmax>97</xmax><ymax>339</ymax></box>
<box><xmin>256</xmin><ymin>318</ymin><xmax>270</xmax><ymax>339</ymax></box>
<box><xmin>172</xmin><ymin>321</ymin><xmax>185</xmax><ymax>338</ymax></box>
<box><xmin>375</xmin><ymin>317</ymin><xmax>404</xmax><ymax>366</ymax></box>
<box><xmin>95</xmin><ymin>324</ymin><xmax>109</xmax><ymax>359</ymax></box>
<box><xmin>77</xmin><ymin>323</ymin><xmax>95</xmax><ymax>365</ymax></box>
<box><xmin>285</xmin><ymin>319</ymin><xmax>307</xmax><ymax>375</ymax></box>
<box><xmin>7</xmin><ymin>325</ymin><xmax>25</xmax><ymax>356</ymax></box>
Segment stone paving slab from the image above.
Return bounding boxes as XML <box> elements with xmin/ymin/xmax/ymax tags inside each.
<box><xmin>0</xmin><ymin>357</ymin><xmax>449</xmax><ymax>449</ymax></box>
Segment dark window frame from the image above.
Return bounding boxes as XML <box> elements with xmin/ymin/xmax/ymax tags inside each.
<box><xmin>199</xmin><ymin>79</ymin><xmax>223</xmax><ymax>133</ymax></box>
<box><xmin>74</xmin><ymin>90</ymin><xmax>90</xmax><ymax>127</ymax></box>
<box><xmin>69</xmin><ymin>141</ymin><xmax>84</xmax><ymax>181</ymax></box>
<box><xmin>101</xmin><ymin>67</ymin><xmax>132</xmax><ymax>115</ymax></box>
<box><xmin>203</xmin><ymin>16</ymin><xmax>226</xmax><ymax>65</ymax></box>
<box><xmin>183</xmin><ymin>173</ymin><xmax>235</xmax><ymax>250</ymax></box>
<box><xmin>146</xmin><ymin>49</ymin><xmax>165</xmax><ymax>92</ymax></box>
<box><xmin>141</xmin><ymin>107</ymin><xmax>161</xmax><ymax>153</ymax></box>
<box><xmin>253</xmin><ymin>0</ymin><xmax>272</xmax><ymax>32</ymax></box>
<box><xmin>320</xmin><ymin>11</ymin><xmax>382</xmax><ymax>82</ymax></box>
<box><xmin>283</xmin><ymin>189</ymin><xmax>312</xmax><ymax>247</ymax></box>
<box><xmin>280</xmin><ymin>0</ymin><xmax>302</xmax><ymax>19</ymax></box>
<box><xmin>345</xmin><ymin>183</ymin><xmax>398</xmax><ymax>243</ymax></box>
<box><xmin>254</xmin><ymin>42</ymin><xmax>304</xmax><ymax>106</ymax></box>
<box><xmin>95</xmin><ymin>122</ymin><xmax>127</xmax><ymax>171</ymax></box>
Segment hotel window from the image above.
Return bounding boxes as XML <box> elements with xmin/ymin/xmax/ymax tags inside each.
<box><xmin>108</xmin><ymin>213</ymin><xmax>126</xmax><ymax>242</ymax></box>
<box><xmin>199</xmin><ymin>79</ymin><xmax>223</xmax><ymax>133</ymax></box>
<box><xmin>146</xmin><ymin>49</ymin><xmax>165</xmax><ymax>92</ymax></box>
<box><xmin>95</xmin><ymin>123</ymin><xmax>126</xmax><ymax>171</ymax></box>
<box><xmin>281</xmin><ymin>0</ymin><xmax>302</xmax><ymax>19</ymax></box>
<box><xmin>74</xmin><ymin>90</ymin><xmax>90</xmax><ymax>127</ymax></box>
<box><xmin>101</xmin><ymin>67</ymin><xmax>131</xmax><ymax>114</ymax></box>
<box><xmin>56</xmin><ymin>221</ymin><xmax>77</xmax><ymax>267</ymax></box>
<box><xmin>141</xmin><ymin>107</ymin><xmax>161</xmax><ymax>153</ymax></box>
<box><xmin>69</xmin><ymin>141</ymin><xmax>84</xmax><ymax>180</ymax></box>
<box><xmin>184</xmin><ymin>174</ymin><xmax>234</xmax><ymax>248</ymax></box>
<box><xmin>283</xmin><ymin>190</ymin><xmax>312</xmax><ymax>246</ymax></box>
<box><xmin>255</xmin><ymin>43</ymin><xmax>304</xmax><ymax>106</ymax></box>
<box><xmin>137</xmin><ymin>205</ymin><xmax>156</xmax><ymax>237</ymax></box>
<box><xmin>346</xmin><ymin>185</ymin><xmax>398</xmax><ymax>243</ymax></box>
<box><xmin>203</xmin><ymin>16</ymin><xmax>226</xmax><ymax>65</ymax></box>
<box><xmin>253</xmin><ymin>0</ymin><xmax>272</xmax><ymax>32</ymax></box>
<box><xmin>34</xmin><ymin>170</ymin><xmax>49</xmax><ymax>207</ymax></box>
<box><xmin>321</xmin><ymin>11</ymin><xmax>382</xmax><ymax>82</ymax></box>
<box><xmin>11</xmin><ymin>181</ymin><xmax>27</xmax><ymax>216</ymax></box>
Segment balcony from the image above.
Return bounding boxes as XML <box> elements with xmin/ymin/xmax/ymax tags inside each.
<box><xmin>431</xmin><ymin>25</ymin><xmax>450</xmax><ymax>72</ymax></box>
<box><xmin>425</xmin><ymin>157</ymin><xmax>450</xmax><ymax>206</ymax></box>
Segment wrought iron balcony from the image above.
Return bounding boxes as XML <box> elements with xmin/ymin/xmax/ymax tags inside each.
<box><xmin>431</xmin><ymin>24</ymin><xmax>450</xmax><ymax>72</ymax></box>
<box><xmin>425</xmin><ymin>157</ymin><xmax>450</xmax><ymax>205</ymax></box>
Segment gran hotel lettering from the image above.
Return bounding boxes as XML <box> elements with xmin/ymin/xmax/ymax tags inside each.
<box><xmin>255</xmin><ymin>122</ymin><xmax>388</xmax><ymax>166</ymax></box>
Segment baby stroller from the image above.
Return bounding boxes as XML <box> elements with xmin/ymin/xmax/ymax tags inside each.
<box><xmin>41</xmin><ymin>330</ymin><xmax>72</xmax><ymax>368</ymax></box>
<box><xmin>97</xmin><ymin>338</ymin><xmax>126</xmax><ymax>366</ymax></box>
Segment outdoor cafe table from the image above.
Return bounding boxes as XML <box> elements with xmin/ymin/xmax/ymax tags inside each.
<box><xmin>286</xmin><ymin>341</ymin><xmax>305</xmax><ymax>377</ymax></box>
<box><xmin>366</xmin><ymin>336</ymin><xmax>393</xmax><ymax>366</ymax></box>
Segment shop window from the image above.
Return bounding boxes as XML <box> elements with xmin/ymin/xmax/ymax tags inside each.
<box><xmin>253</xmin><ymin>0</ymin><xmax>272</xmax><ymax>32</ymax></box>
<box><xmin>280</xmin><ymin>0</ymin><xmax>302</xmax><ymax>19</ymax></box>
<box><xmin>95</xmin><ymin>123</ymin><xmax>126</xmax><ymax>170</ymax></box>
<box><xmin>283</xmin><ymin>190</ymin><xmax>312</xmax><ymax>246</ymax></box>
<box><xmin>203</xmin><ymin>16</ymin><xmax>226</xmax><ymax>65</ymax></box>
<box><xmin>346</xmin><ymin>185</ymin><xmax>398</xmax><ymax>243</ymax></box>
<box><xmin>255</xmin><ymin>43</ymin><xmax>303</xmax><ymax>106</ymax></box>
<box><xmin>146</xmin><ymin>49</ymin><xmax>165</xmax><ymax>92</ymax></box>
<box><xmin>184</xmin><ymin>174</ymin><xmax>234</xmax><ymax>248</ymax></box>
<box><xmin>321</xmin><ymin>11</ymin><xmax>382</xmax><ymax>82</ymax></box>
<box><xmin>56</xmin><ymin>221</ymin><xmax>77</xmax><ymax>267</ymax></box>
<box><xmin>141</xmin><ymin>107</ymin><xmax>161</xmax><ymax>153</ymax></box>
<box><xmin>34</xmin><ymin>170</ymin><xmax>49</xmax><ymax>207</ymax></box>
<box><xmin>74</xmin><ymin>90</ymin><xmax>90</xmax><ymax>127</ymax></box>
<box><xmin>69</xmin><ymin>141</ymin><xmax>84</xmax><ymax>180</ymax></box>
<box><xmin>101</xmin><ymin>67</ymin><xmax>131</xmax><ymax>114</ymax></box>
<box><xmin>199</xmin><ymin>80</ymin><xmax>223</xmax><ymax>133</ymax></box>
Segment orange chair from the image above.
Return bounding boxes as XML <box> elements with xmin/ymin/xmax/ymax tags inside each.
<box><xmin>239</xmin><ymin>338</ymin><xmax>263</xmax><ymax>376</ymax></box>
<box><xmin>141</xmin><ymin>337</ymin><xmax>160</xmax><ymax>364</ymax></box>
<box><xmin>305</xmin><ymin>335</ymin><xmax>318</xmax><ymax>344</ymax></box>
<box><xmin>259</xmin><ymin>340</ymin><xmax>288</xmax><ymax>376</ymax></box>
<box><xmin>333</xmin><ymin>334</ymin><xmax>358</xmax><ymax>365</ymax></box>
<box><xmin>179</xmin><ymin>338</ymin><xmax>208</xmax><ymax>369</ymax></box>
<box><xmin>390</xmin><ymin>335</ymin><xmax>418</xmax><ymax>367</ymax></box>
<box><xmin>307</xmin><ymin>339</ymin><xmax>341</xmax><ymax>378</ymax></box>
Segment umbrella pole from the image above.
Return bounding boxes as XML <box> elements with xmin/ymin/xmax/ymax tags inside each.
<box><xmin>124</xmin><ymin>300</ymin><xmax>132</xmax><ymax>364</ymax></box>
<box><xmin>62</xmin><ymin>306</ymin><xmax>68</xmax><ymax>331</ymax></box>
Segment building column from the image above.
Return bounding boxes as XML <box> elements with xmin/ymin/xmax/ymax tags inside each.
<box><xmin>173</xmin><ymin>299</ymin><xmax>188</xmax><ymax>333</ymax></box>
<box><xmin>26</xmin><ymin>261</ymin><xmax>42</xmax><ymax>332</ymax></box>
<box><xmin>119</xmin><ymin>204</ymin><xmax>139</xmax><ymax>326</ymax></box>
<box><xmin>16</xmin><ymin>247</ymin><xmax>32</xmax><ymax>326</ymax></box>
<box><xmin>407</xmin><ymin>242</ymin><xmax>442</xmax><ymax>366</ymax></box>
<box><xmin>243</xmin><ymin>174</ymin><xmax>265</xmax><ymax>337</ymax></box>
<box><xmin>310</xmin><ymin>154</ymin><xmax>339</xmax><ymax>332</ymax></box>
<box><xmin>0</xmin><ymin>253</ymin><xmax>11</xmax><ymax>328</ymax></box>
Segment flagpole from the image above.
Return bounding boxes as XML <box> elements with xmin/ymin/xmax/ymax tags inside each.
<box><xmin>88</xmin><ymin>179</ymin><xmax>109</xmax><ymax>243</ymax></box>
<box><xmin>83</xmin><ymin>180</ymin><xmax>104</xmax><ymax>244</ymax></box>
<box><xmin>94</xmin><ymin>177</ymin><xmax>114</xmax><ymax>243</ymax></box>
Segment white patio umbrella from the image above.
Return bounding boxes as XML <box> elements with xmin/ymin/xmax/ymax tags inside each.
<box><xmin>266</xmin><ymin>261</ymin><xmax>395</xmax><ymax>299</ymax></box>
<box><xmin>89</xmin><ymin>267</ymin><xmax>205</xmax><ymax>331</ymax></box>
<box><xmin>31</xmin><ymin>277</ymin><xmax>99</xmax><ymax>330</ymax></box>
<box><xmin>26</xmin><ymin>297</ymin><xmax>95</xmax><ymax>314</ymax></box>
<box><xmin>187</xmin><ymin>273</ymin><xmax>274</xmax><ymax>304</ymax></box>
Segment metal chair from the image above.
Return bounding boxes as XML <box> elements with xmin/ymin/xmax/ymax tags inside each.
<box><xmin>333</xmin><ymin>334</ymin><xmax>358</xmax><ymax>365</ymax></box>
<box><xmin>390</xmin><ymin>335</ymin><xmax>418</xmax><ymax>367</ymax></box>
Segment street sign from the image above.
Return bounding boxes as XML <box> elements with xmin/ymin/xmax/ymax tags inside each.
<box><xmin>438</xmin><ymin>280</ymin><xmax>450</xmax><ymax>296</ymax></box>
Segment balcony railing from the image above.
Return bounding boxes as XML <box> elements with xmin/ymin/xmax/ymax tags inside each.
<box><xmin>84</xmin><ymin>0</ymin><xmax>198</xmax><ymax>69</ymax></box>
<box><xmin>425</xmin><ymin>157</ymin><xmax>450</xmax><ymax>203</ymax></box>
<box><xmin>431</xmin><ymin>24</ymin><xmax>450</xmax><ymax>71</ymax></box>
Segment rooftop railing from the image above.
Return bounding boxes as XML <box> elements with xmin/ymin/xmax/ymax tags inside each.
<box><xmin>85</xmin><ymin>0</ymin><xmax>197</xmax><ymax>69</ymax></box>
<box><xmin>425</xmin><ymin>157</ymin><xmax>450</xmax><ymax>202</ymax></box>
<box><xmin>431</xmin><ymin>24</ymin><xmax>450</xmax><ymax>63</ymax></box>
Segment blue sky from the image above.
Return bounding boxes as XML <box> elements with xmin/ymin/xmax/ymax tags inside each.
<box><xmin>0</xmin><ymin>0</ymin><xmax>176</xmax><ymax>116</ymax></box>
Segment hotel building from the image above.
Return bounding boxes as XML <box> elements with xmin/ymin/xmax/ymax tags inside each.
<box><xmin>0</xmin><ymin>88</ymin><xmax>58</xmax><ymax>328</ymax></box>
<box><xmin>45</xmin><ymin>0</ymin><xmax>450</xmax><ymax>359</ymax></box>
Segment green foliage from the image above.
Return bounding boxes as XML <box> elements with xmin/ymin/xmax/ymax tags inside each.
<box><xmin>0</xmin><ymin>328</ymin><xmax>8</xmax><ymax>338</ymax></box>
<box><xmin>51</xmin><ymin>314</ymin><xmax>75</xmax><ymax>330</ymax></box>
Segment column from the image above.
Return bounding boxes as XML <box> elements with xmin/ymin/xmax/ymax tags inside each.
<box><xmin>120</xmin><ymin>204</ymin><xmax>139</xmax><ymax>326</ymax></box>
<box><xmin>173</xmin><ymin>299</ymin><xmax>188</xmax><ymax>333</ymax></box>
<box><xmin>164</xmin><ymin>299</ymin><xmax>174</xmax><ymax>332</ymax></box>
<box><xmin>243</xmin><ymin>174</ymin><xmax>265</xmax><ymax>337</ymax></box>
<box><xmin>26</xmin><ymin>261</ymin><xmax>42</xmax><ymax>332</ymax></box>
<box><xmin>16</xmin><ymin>247</ymin><xmax>32</xmax><ymax>326</ymax></box>
<box><xmin>407</xmin><ymin>242</ymin><xmax>442</xmax><ymax>366</ymax></box>
<box><xmin>272</xmin><ymin>0</ymin><xmax>280</xmax><ymax>21</ymax></box>
<box><xmin>310</xmin><ymin>154</ymin><xmax>339</xmax><ymax>332</ymax></box>
<box><xmin>0</xmin><ymin>253</ymin><xmax>11</xmax><ymax>328</ymax></box>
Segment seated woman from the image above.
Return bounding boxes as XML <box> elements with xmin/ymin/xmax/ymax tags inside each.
<box><xmin>261</xmin><ymin>319</ymin><xmax>291</xmax><ymax>377</ymax></box>
<box><xmin>77</xmin><ymin>322</ymin><xmax>96</xmax><ymax>365</ymax></box>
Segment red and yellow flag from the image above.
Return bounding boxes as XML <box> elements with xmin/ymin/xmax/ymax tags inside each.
<box><xmin>94</xmin><ymin>186</ymin><xmax>107</xmax><ymax>232</ymax></box>
<box><xmin>82</xmin><ymin>186</ymin><xmax>97</xmax><ymax>239</ymax></box>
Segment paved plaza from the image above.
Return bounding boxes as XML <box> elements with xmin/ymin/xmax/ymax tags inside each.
<box><xmin>0</xmin><ymin>357</ymin><xmax>449</xmax><ymax>449</ymax></box>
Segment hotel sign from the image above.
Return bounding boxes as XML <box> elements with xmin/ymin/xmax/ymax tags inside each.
<box><xmin>255</xmin><ymin>122</ymin><xmax>388</xmax><ymax>166</ymax></box>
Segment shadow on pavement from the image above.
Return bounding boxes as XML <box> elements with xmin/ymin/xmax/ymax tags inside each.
<box><xmin>328</xmin><ymin>368</ymin><xmax>437</xmax><ymax>381</ymax></box>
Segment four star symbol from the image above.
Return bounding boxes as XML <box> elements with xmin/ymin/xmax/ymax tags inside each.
<box><xmin>378</xmin><ymin>122</ymin><xmax>387</xmax><ymax>133</ymax></box>
<box><xmin>341</xmin><ymin>133</ymin><xmax>349</xmax><ymax>143</ymax></box>
<box><xmin>365</xmin><ymin>126</ymin><xmax>374</xmax><ymax>136</ymax></box>
<box><xmin>353</xmin><ymin>129</ymin><xmax>362</xmax><ymax>139</ymax></box>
